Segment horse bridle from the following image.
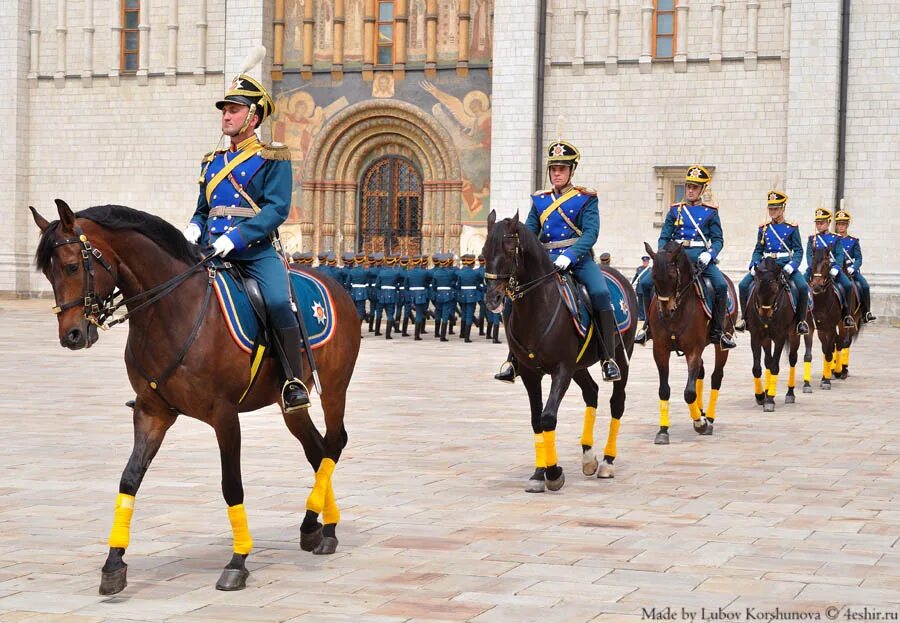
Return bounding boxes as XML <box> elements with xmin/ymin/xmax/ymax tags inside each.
<box><xmin>49</xmin><ymin>225</ymin><xmax>119</xmax><ymax>328</ymax></box>
<box><xmin>654</xmin><ymin>258</ymin><xmax>697</xmax><ymax>313</ymax></box>
<box><xmin>484</xmin><ymin>232</ymin><xmax>559</xmax><ymax>301</ymax></box>
<box><xmin>753</xmin><ymin>271</ymin><xmax>787</xmax><ymax>320</ymax></box>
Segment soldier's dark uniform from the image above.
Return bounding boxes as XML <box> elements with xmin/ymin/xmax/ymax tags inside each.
<box><xmin>806</xmin><ymin>208</ymin><xmax>856</xmax><ymax>328</ymax></box>
<box><xmin>366</xmin><ymin>253</ymin><xmax>381</xmax><ymax>332</ymax></box>
<box><xmin>397</xmin><ymin>256</ymin><xmax>413</xmax><ymax>336</ymax></box>
<box><xmin>834</xmin><ymin>209</ymin><xmax>876</xmax><ymax>323</ymax></box>
<box><xmin>374</xmin><ymin>255</ymin><xmax>404</xmax><ymax>338</ymax></box>
<box><xmin>348</xmin><ymin>252</ymin><xmax>370</xmax><ymax>323</ymax></box>
<box><xmin>406</xmin><ymin>255</ymin><xmax>433</xmax><ymax>341</ymax></box>
<box><xmin>456</xmin><ymin>254</ymin><xmax>482</xmax><ymax>342</ymax></box>
<box><xmin>430</xmin><ymin>254</ymin><xmax>458</xmax><ymax>341</ymax></box>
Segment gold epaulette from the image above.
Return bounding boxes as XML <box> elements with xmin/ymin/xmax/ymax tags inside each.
<box><xmin>575</xmin><ymin>186</ymin><xmax>597</xmax><ymax>196</ymax></box>
<box><xmin>201</xmin><ymin>149</ymin><xmax>223</xmax><ymax>164</ymax></box>
<box><xmin>786</xmin><ymin>220</ymin><xmax>797</xmax><ymax>227</ymax></box>
<box><xmin>260</xmin><ymin>142</ymin><xmax>291</xmax><ymax>161</ymax></box>
<box><xmin>532</xmin><ymin>188</ymin><xmax>553</xmax><ymax>196</ymax></box>
<box><xmin>701</xmin><ymin>202</ymin><xmax>719</xmax><ymax>210</ymax></box>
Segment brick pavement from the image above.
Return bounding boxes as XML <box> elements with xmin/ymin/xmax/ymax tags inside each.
<box><xmin>1</xmin><ymin>298</ymin><xmax>898</xmax><ymax>622</ymax></box>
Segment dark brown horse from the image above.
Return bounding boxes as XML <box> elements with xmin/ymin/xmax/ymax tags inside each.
<box><xmin>32</xmin><ymin>200</ymin><xmax>360</xmax><ymax>595</ymax></box>
<box><xmin>808</xmin><ymin>246</ymin><xmax>861</xmax><ymax>388</ymax></box>
<box><xmin>643</xmin><ymin>241</ymin><xmax>737</xmax><ymax>444</ymax></box>
<box><xmin>483</xmin><ymin>211</ymin><xmax>636</xmax><ymax>492</ymax></box>
<box><xmin>745</xmin><ymin>258</ymin><xmax>814</xmax><ymax>411</ymax></box>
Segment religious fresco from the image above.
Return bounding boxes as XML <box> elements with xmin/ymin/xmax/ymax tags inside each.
<box><xmin>469</xmin><ymin>0</ymin><xmax>492</xmax><ymax>64</ymax></box>
<box><xmin>437</xmin><ymin>0</ymin><xmax>460</xmax><ymax>63</ymax></box>
<box><xmin>408</xmin><ymin>0</ymin><xmax>427</xmax><ymax>64</ymax></box>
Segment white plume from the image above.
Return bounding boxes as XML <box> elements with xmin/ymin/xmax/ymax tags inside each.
<box><xmin>694</xmin><ymin>146</ymin><xmax>705</xmax><ymax>165</ymax></box>
<box><xmin>770</xmin><ymin>174</ymin><xmax>782</xmax><ymax>190</ymax></box>
<box><xmin>839</xmin><ymin>197</ymin><xmax>846</xmax><ymax>210</ymax></box>
<box><xmin>239</xmin><ymin>45</ymin><xmax>267</xmax><ymax>74</ymax></box>
<box><xmin>555</xmin><ymin>115</ymin><xmax>565</xmax><ymax>142</ymax></box>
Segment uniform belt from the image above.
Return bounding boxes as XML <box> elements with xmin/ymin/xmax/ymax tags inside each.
<box><xmin>380</xmin><ymin>286</ymin><xmax>396</xmax><ymax>289</ymax></box>
<box><xmin>437</xmin><ymin>286</ymin><xmax>452</xmax><ymax>290</ymax></box>
<box><xmin>542</xmin><ymin>239</ymin><xmax>577</xmax><ymax>250</ymax></box>
<box><xmin>675</xmin><ymin>240</ymin><xmax>707</xmax><ymax>248</ymax></box>
<box><xmin>409</xmin><ymin>286</ymin><xmax>426</xmax><ymax>290</ymax></box>
<box><xmin>208</xmin><ymin>206</ymin><xmax>258</xmax><ymax>218</ymax></box>
<box><xmin>351</xmin><ymin>284</ymin><xmax>367</xmax><ymax>288</ymax></box>
<box><xmin>763</xmin><ymin>252</ymin><xmax>791</xmax><ymax>258</ymax></box>
<box><xmin>460</xmin><ymin>286</ymin><xmax>477</xmax><ymax>290</ymax></box>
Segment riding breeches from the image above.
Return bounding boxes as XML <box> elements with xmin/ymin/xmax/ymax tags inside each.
<box><xmin>237</xmin><ymin>253</ymin><xmax>296</xmax><ymax>328</ymax></box>
<box><xmin>570</xmin><ymin>257</ymin><xmax>612</xmax><ymax>313</ymax></box>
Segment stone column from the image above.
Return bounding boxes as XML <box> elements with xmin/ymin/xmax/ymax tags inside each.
<box><xmin>55</xmin><ymin>0</ymin><xmax>66</xmax><ymax>86</ymax></box>
<box><xmin>639</xmin><ymin>0</ymin><xmax>653</xmax><ymax>74</ymax></box>
<box><xmin>166</xmin><ymin>0</ymin><xmax>178</xmax><ymax>85</ymax></box>
<box><xmin>781</xmin><ymin>0</ymin><xmax>792</xmax><ymax>71</ymax></box>
<box><xmin>673</xmin><ymin>0</ymin><xmax>688</xmax><ymax>73</ymax></box>
<box><xmin>573</xmin><ymin>0</ymin><xmax>586</xmax><ymax>76</ymax></box>
<box><xmin>710</xmin><ymin>0</ymin><xmax>724</xmax><ymax>71</ymax></box>
<box><xmin>332</xmin><ymin>0</ymin><xmax>345</xmax><ymax>79</ymax></box>
<box><xmin>545</xmin><ymin>0</ymin><xmax>553</xmax><ymax>66</ymax></box>
<box><xmin>272</xmin><ymin>0</ymin><xmax>285</xmax><ymax>79</ymax></box>
<box><xmin>28</xmin><ymin>0</ymin><xmax>40</xmax><ymax>83</ymax></box>
<box><xmin>457</xmin><ymin>0</ymin><xmax>470</xmax><ymax>76</ymax></box>
<box><xmin>83</xmin><ymin>0</ymin><xmax>95</xmax><ymax>86</ymax></box>
<box><xmin>137</xmin><ymin>0</ymin><xmax>150</xmax><ymax>85</ymax></box>
<box><xmin>395</xmin><ymin>0</ymin><xmax>408</xmax><ymax>78</ymax></box>
<box><xmin>746</xmin><ymin>0</ymin><xmax>760</xmax><ymax>70</ymax></box>
<box><xmin>302</xmin><ymin>0</ymin><xmax>314</xmax><ymax>78</ymax></box>
<box><xmin>424</xmin><ymin>0</ymin><xmax>437</xmax><ymax>77</ymax></box>
<box><xmin>194</xmin><ymin>0</ymin><xmax>207</xmax><ymax>84</ymax></box>
<box><xmin>606</xmin><ymin>0</ymin><xmax>619</xmax><ymax>75</ymax></box>
<box><xmin>110</xmin><ymin>0</ymin><xmax>121</xmax><ymax>85</ymax></box>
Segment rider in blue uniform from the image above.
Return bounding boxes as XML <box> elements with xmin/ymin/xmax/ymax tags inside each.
<box><xmin>834</xmin><ymin>208</ymin><xmax>876</xmax><ymax>323</ymax></box>
<box><xmin>183</xmin><ymin>71</ymin><xmax>310</xmax><ymax>411</ymax></box>
<box><xmin>495</xmin><ymin>139</ymin><xmax>621</xmax><ymax>383</ymax></box>
<box><xmin>456</xmin><ymin>254</ymin><xmax>482</xmax><ymax>343</ymax></box>
<box><xmin>735</xmin><ymin>189</ymin><xmax>810</xmax><ymax>334</ymax></box>
<box><xmin>635</xmin><ymin>165</ymin><xmax>736</xmax><ymax>350</ymax></box>
<box><xmin>806</xmin><ymin>208</ymin><xmax>856</xmax><ymax>329</ymax></box>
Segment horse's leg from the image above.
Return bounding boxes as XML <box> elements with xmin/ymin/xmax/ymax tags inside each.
<box><xmin>653</xmin><ymin>340</ymin><xmax>672</xmax><ymax>445</ymax></box>
<box><xmin>751</xmin><ymin>332</ymin><xmax>765</xmax><ymax>406</ymax></box>
<box><xmin>100</xmin><ymin>398</ymin><xmax>177</xmax><ymax>595</ymax></box>
<box><xmin>786</xmin><ymin>332</ymin><xmax>799</xmax><ymax>403</ymax></box>
<box><xmin>520</xmin><ymin>367</ymin><xmax>547</xmax><ymax>493</ymax></box>
<box><xmin>820</xmin><ymin>332</ymin><xmax>833</xmax><ymax>390</ymax></box>
<box><xmin>841</xmin><ymin>341</ymin><xmax>851</xmax><ymax>378</ymax></box>
<box><xmin>764</xmin><ymin>339</ymin><xmax>785</xmax><ymax>413</ymax></box>
<box><xmin>541</xmin><ymin>367</ymin><xmax>574</xmax><ymax>491</ymax></box>
<box><xmin>695</xmin><ymin>363</ymin><xmax>706</xmax><ymax>415</ymax></box>
<box><xmin>308</xmin><ymin>388</ymin><xmax>350</xmax><ymax>555</ymax></box>
<box><xmin>572</xmin><ymin>368</ymin><xmax>600</xmax><ymax>477</ymax></box>
<box><xmin>802</xmin><ymin>327</ymin><xmax>814</xmax><ymax>393</ymax></box>
<box><xmin>281</xmin><ymin>407</ymin><xmax>327</xmax><ymax>550</ymax></box>
<box><xmin>705</xmin><ymin>344</ymin><xmax>728</xmax><ymax>431</ymax></box>
<box><xmin>684</xmin><ymin>349</ymin><xmax>708</xmax><ymax>434</ymax></box>
<box><xmin>602</xmin><ymin>354</ymin><xmax>630</xmax><ymax>478</ymax></box>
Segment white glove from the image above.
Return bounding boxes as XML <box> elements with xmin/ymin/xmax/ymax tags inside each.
<box><xmin>749</xmin><ymin>266</ymin><xmax>756</xmax><ymax>276</ymax></box>
<box><xmin>182</xmin><ymin>223</ymin><xmax>201</xmax><ymax>244</ymax></box>
<box><xmin>212</xmin><ymin>235</ymin><xmax>235</xmax><ymax>257</ymax></box>
<box><xmin>698</xmin><ymin>251</ymin><xmax>712</xmax><ymax>267</ymax></box>
<box><xmin>829</xmin><ymin>267</ymin><xmax>839</xmax><ymax>278</ymax></box>
<box><xmin>847</xmin><ymin>266</ymin><xmax>856</xmax><ymax>275</ymax></box>
<box><xmin>554</xmin><ymin>255</ymin><xmax>572</xmax><ymax>271</ymax></box>
<box><xmin>783</xmin><ymin>263</ymin><xmax>795</xmax><ymax>275</ymax></box>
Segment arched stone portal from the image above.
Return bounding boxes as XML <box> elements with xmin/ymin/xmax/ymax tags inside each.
<box><xmin>295</xmin><ymin>100</ymin><xmax>463</xmax><ymax>257</ymax></box>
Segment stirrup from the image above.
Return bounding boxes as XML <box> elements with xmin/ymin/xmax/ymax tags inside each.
<box><xmin>719</xmin><ymin>333</ymin><xmax>736</xmax><ymax>350</ymax></box>
<box><xmin>282</xmin><ymin>379</ymin><xmax>311</xmax><ymax>412</ymax></box>
<box><xmin>842</xmin><ymin>315</ymin><xmax>856</xmax><ymax>329</ymax></box>
<box><xmin>734</xmin><ymin>319</ymin><xmax>746</xmax><ymax>333</ymax></box>
<box><xmin>865</xmin><ymin>311</ymin><xmax>876</xmax><ymax>323</ymax></box>
<box><xmin>796</xmin><ymin>320</ymin><xmax>810</xmax><ymax>335</ymax></box>
<box><xmin>601</xmin><ymin>359</ymin><xmax>621</xmax><ymax>382</ymax></box>
<box><xmin>634</xmin><ymin>325</ymin><xmax>650</xmax><ymax>345</ymax></box>
<box><xmin>494</xmin><ymin>361</ymin><xmax>516</xmax><ymax>384</ymax></box>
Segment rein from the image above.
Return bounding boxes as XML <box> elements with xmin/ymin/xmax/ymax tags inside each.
<box><xmin>752</xmin><ymin>271</ymin><xmax>789</xmax><ymax>327</ymax></box>
<box><xmin>653</xmin><ymin>258</ymin><xmax>698</xmax><ymax>313</ymax></box>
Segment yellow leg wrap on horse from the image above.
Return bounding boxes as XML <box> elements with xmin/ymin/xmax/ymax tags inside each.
<box><xmin>767</xmin><ymin>373</ymin><xmax>778</xmax><ymax>397</ymax></box>
<box><xmin>823</xmin><ymin>359</ymin><xmax>832</xmax><ymax>380</ymax></box>
<box><xmin>227</xmin><ymin>504</ymin><xmax>253</xmax><ymax>555</ymax></box>
<box><xmin>542</xmin><ymin>430</ymin><xmax>558</xmax><ymax>467</ymax></box>
<box><xmin>108</xmin><ymin>493</ymin><xmax>135</xmax><ymax>549</ymax></box>
<box><xmin>765</xmin><ymin>369</ymin><xmax>771</xmax><ymax>388</ymax></box>
<box><xmin>754</xmin><ymin>376</ymin><xmax>763</xmax><ymax>395</ymax></box>
<box><xmin>788</xmin><ymin>366</ymin><xmax>796</xmax><ymax>388</ymax></box>
<box><xmin>659</xmin><ymin>400</ymin><xmax>670</xmax><ymax>428</ymax></box>
<box><xmin>695</xmin><ymin>379</ymin><xmax>704</xmax><ymax>411</ymax></box>
<box><xmin>707</xmin><ymin>389</ymin><xmax>719</xmax><ymax>421</ymax></box>
<box><xmin>803</xmin><ymin>361</ymin><xmax>811</xmax><ymax>382</ymax></box>
<box><xmin>533</xmin><ymin>433</ymin><xmax>547</xmax><ymax>468</ymax></box>
<box><xmin>305</xmin><ymin>458</ymin><xmax>336</xmax><ymax>514</ymax></box>
<box><xmin>322</xmin><ymin>481</ymin><xmax>340</xmax><ymax>525</ymax></box>
<box><xmin>689</xmin><ymin>400</ymin><xmax>701</xmax><ymax>421</ymax></box>
<box><xmin>833</xmin><ymin>350</ymin><xmax>843</xmax><ymax>374</ymax></box>
<box><xmin>841</xmin><ymin>348</ymin><xmax>850</xmax><ymax>367</ymax></box>
<box><xmin>603</xmin><ymin>418</ymin><xmax>620</xmax><ymax>459</ymax></box>
<box><xmin>580</xmin><ymin>406</ymin><xmax>597</xmax><ymax>448</ymax></box>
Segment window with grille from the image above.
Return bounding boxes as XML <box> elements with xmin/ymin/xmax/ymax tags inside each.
<box><xmin>376</xmin><ymin>1</ymin><xmax>394</xmax><ymax>66</ymax></box>
<box><xmin>359</xmin><ymin>157</ymin><xmax>423</xmax><ymax>255</ymax></box>
<box><xmin>121</xmin><ymin>0</ymin><xmax>139</xmax><ymax>72</ymax></box>
<box><xmin>654</xmin><ymin>0</ymin><xmax>676</xmax><ymax>59</ymax></box>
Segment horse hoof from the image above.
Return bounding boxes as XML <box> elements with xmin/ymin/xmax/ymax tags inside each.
<box><xmin>597</xmin><ymin>462</ymin><xmax>615</xmax><ymax>479</ymax></box>
<box><xmin>525</xmin><ymin>478</ymin><xmax>546</xmax><ymax>493</ymax></box>
<box><xmin>693</xmin><ymin>417</ymin><xmax>709</xmax><ymax>434</ymax></box>
<box><xmin>215</xmin><ymin>567</ymin><xmax>249</xmax><ymax>591</ymax></box>
<box><xmin>803</xmin><ymin>383</ymin><xmax>813</xmax><ymax>394</ymax></box>
<box><xmin>763</xmin><ymin>402</ymin><xmax>775</xmax><ymax>412</ymax></box>
<box><xmin>581</xmin><ymin>450</ymin><xmax>599</xmax><ymax>476</ymax></box>
<box><xmin>820</xmin><ymin>381</ymin><xmax>831</xmax><ymax>390</ymax></box>
<box><xmin>99</xmin><ymin>565</ymin><xmax>127</xmax><ymax>596</ymax></box>
<box><xmin>754</xmin><ymin>393</ymin><xmax>765</xmax><ymax>406</ymax></box>
<box><xmin>785</xmin><ymin>394</ymin><xmax>796</xmax><ymax>404</ymax></box>
<box><xmin>545</xmin><ymin>468</ymin><xmax>565</xmax><ymax>492</ymax></box>
<box><xmin>654</xmin><ymin>431</ymin><xmax>670</xmax><ymax>445</ymax></box>
<box><xmin>700</xmin><ymin>423</ymin><xmax>714</xmax><ymax>436</ymax></box>
<box><xmin>300</xmin><ymin>524</ymin><xmax>324</xmax><ymax>552</ymax></box>
<box><xmin>313</xmin><ymin>536</ymin><xmax>338</xmax><ymax>555</ymax></box>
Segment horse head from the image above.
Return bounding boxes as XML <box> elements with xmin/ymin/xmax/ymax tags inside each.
<box><xmin>483</xmin><ymin>210</ymin><xmax>552</xmax><ymax>313</ymax></box>
<box><xmin>753</xmin><ymin>257</ymin><xmax>783</xmax><ymax>320</ymax></box>
<box><xmin>644</xmin><ymin>240</ymin><xmax>689</xmax><ymax>318</ymax></box>
<box><xmin>31</xmin><ymin>199</ymin><xmax>114</xmax><ymax>349</ymax></box>
<box><xmin>808</xmin><ymin>245</ymin><xmax>833</xmax><ymax>295</ymax></box>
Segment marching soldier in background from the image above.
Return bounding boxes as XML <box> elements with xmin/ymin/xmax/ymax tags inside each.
<box><xmin>374</xmin><ymin>254</ymin><xmax>404</xmax><ymax>338</ymax></box>
<box><xmin>431</xmin><ymin>254</ymin><xmax>458</xmax><ymax>341</ymax></box>
<box><xmin>632</xmin><ymin>255</ymin><xmax>651</xmax><ymax>322</ymax></box>
<box><xmin>340</xmin><ymin>252</ymin><xmax>356</xmax><ymax>293</ymax></box>
<box><xmin>456</xmin><ymin>254</ymin><xmax>482</xmax><ymax>343</ymax></box>
<box><xmin>475</xmin><ymin>255</ymin><xmax>488</xmax><ymax>335</ymax></box>
<box><xmin>183</xmin><ymin>67</ymin><xmax>310</xmax><ymax>410</ymax></box>
<box><xmin>397</xmin><ymin>256</ymin><xmax>414</xmax><ymax>336</ymax></box>
<box><xmin>735</xmin><ymin>190</ymin><xmax>810</xmax><ymax>334</ymax></box>
<box><xmin>806</xmin><ymin>208</ymin><xmax>856</xmax><ymax>329</ymax></box>
<box><xmin>366</xmin><ymin>253</ymin><xmax>381</xmax><ymax>332</ymax></box>
<box><xmin>635</xmin><ymin>165</ymin><xmax>736</xmax><ymax>350</ymax></box>
<box><xmin>598</xmin><ymin>252</ymin><xmax>611</xmax><ymax>266</ymax></box>
<box><xmin>347</xmin><ymin>252</ymin><xmax>371</xmax><ymax>325</ymax></box>
<box><xmin>406</xmin><ymin>255</ymin><xmax>433</xmax><ymax>341</ymax></box>
<box><xmin>834</xmin><ymin>208</ymin><xmax>876</xmax><ymax>323</ymax></box>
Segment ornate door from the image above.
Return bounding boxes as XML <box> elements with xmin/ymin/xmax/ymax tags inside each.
<box><xmin>359</xmin><ymin>157</ymin><xmax>423</xmax><ymax>255</ymax></box>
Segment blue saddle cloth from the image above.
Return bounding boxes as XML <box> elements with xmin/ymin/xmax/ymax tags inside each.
<box><xmin>213</xmin><ymin>268</ymin><xmax>337</xmax><ymax>353</ymax></box>
<box><xmin>557</xmin><ymin>272</ymin><xmax>633</xmax><ymax>338</ymax></box>
<box><xmin>696</xmin><ymin>277</ymin><xmax>738</xmax><ymax>319</ymax></box>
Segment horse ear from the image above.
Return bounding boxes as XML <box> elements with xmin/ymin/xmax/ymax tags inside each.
<box><xmin>487</xmin><ymin>209</ymin><xmax>496</xmax><ymax>232</ymax></box>
<box><xmin>29</xmin><ymin>206</ymin><xmax>51</xmax><ymax>232</ymax></box>
<box><xmin>512</xmin><ymin>210</ymin><xmax>520</xmax><ymax>225</ymax></box>
<box><xmin>643</xmin><ymin>241</ymin><xmax>655</xmax><ymax>260</ymax></box>
<box><xmin>55</xmin><ymin>199</ymin><xmax>76</xmax><ymax>232</ymax></box>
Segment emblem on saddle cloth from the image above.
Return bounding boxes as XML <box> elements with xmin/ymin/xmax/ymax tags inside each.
<box><xmin>556</xmin><ymin>273</ymin><xmax>633</xmax><ymax>339</ymax></box>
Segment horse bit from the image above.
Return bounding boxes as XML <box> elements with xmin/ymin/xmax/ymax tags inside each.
<box><xmin>49</xmin><ymin>226</ymin><xmax>119</xmax><ymax>329</ymax></box>
<box><xmin>483</xmin><ymin>232</ymin><xmax>559</xmax><ymax>301</ymax></box>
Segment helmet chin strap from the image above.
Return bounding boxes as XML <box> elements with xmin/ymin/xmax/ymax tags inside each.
<box><xmin>237</xmin><ymin>103</ymin><xmax>258</xmax><ymax>135</ymax></box>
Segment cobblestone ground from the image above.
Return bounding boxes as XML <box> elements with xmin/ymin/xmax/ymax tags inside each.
<box><xmin>1</xmin><ymin>298</ymin><xmax>899</xmax><ymax>623</ymax></box>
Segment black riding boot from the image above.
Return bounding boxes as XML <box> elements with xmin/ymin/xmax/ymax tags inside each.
<box><xmin>440</xmin><ymin>320</ymin><xmax>449</xmax><ymax>342</ymax></box>
<box><xmin>448</xmin><ymin>319</ymin><xmax>456</xmax><ymax>335</ymax></box>
<box><xmin>374</xmin><ymin>316</ymin><xmax>382</xmax><ymax>336</ymax></box>
<box><xmin>596</xmin><ymin>309</ymin><xmax>622</xmax><ymax>382</ymax></box>
<box><xmin>795</xmin><ymin>290</ymin><xmax>810</xmax><ymax>335</ymax></box>
<box><xmin>385</xmin><ymin>321</ymin><xmax>393</xmax><ymax>340</ymax></box>
<box><xmin>861</xmin><ymin>286</ymin><xmax>876</xmax><ymax>322</ymax></box>
<box><xmin>485</xmin><ymin>321</ymin><xmax>493</xmax><ymax>340</ymax></box>
<box><xmin>712</xmin><ymin>296</ymin><xmax>736</xmax><ymax>350</ymax></box>
<box><xmin>274</xmin><ymin>326</ymin><xmax>311</xmax><ymax>412</ymax></box>
<box><xmin>414</xmin><ymin>320</ymin><xmax>422</xmax><ymax>341</ymax></box>
<box><xmin>434</xmin><ymin>317</ymin><xmax>440</xmax><ymax>338</ymax></box>
<box><xmin>735</xmin><ymin>287</ymin><xmax>750</xmax><ymax>332</ymax></box>
<box><xmin>492</xmin><ymin>322</ymin><xmax>501</xmax><ymax>344</ymax></box>
<box><xmin>464</xmin><ymin>321</ymin><xmax>472</xmax><ymax>343</ymax></box>
<box><xmin>478</xmin><ymin>315</ymin><xmax>485</xmax><ymax>336</ymax></box>
<box><xmin>494</xmin><ymin>353</ymin><xmax>517</xmax><ymax>383</ymax></box>
<box><xmin>634</xmin><ymin>295</ymin><xmax>653</xmax><ymax>345</ymax></box>
<box><xmin>368</xmin><ymin>314</ymin><xmax>374</xmax><ymax>333</ymax></box>
<box><xmin>402</xmin><ymin>317</ymin><xmax>410</xmax><ymax>336</ymax></box>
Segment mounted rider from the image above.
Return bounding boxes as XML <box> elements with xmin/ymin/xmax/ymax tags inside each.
<box><xmin>735</xmin><ymin>189</ymin><xmax>810</xmax><ymax>334</ymax></box>
<box><xmin>494</xmin><ymin>139</ymin><xmax>622</xmax><ymax>383</ymax></box>
<box><xmin>635</xmin><ymin>165</ymin><xmax>736</xmax><ymax>350</ymax></box>
<box><xmin>805</xmin><ymin>207</ymin><xmax>856</xmax><ymax>329</ymax></box>
<box><xmin>182</xmin><ymin>61</ymin><xmax>311</xmax><ymax>412</ymax></box>
<box><xmin>834</xmin><ymin>208</ymin><xmax>876</xmax><ymax>323</ymax></box>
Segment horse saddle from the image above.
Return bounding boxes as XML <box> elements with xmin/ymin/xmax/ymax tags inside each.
<box><xmin>694</xmin><ymin>276</ymin><xmax>737</xmax><ymax>319</ymax></box>
<box><xmin>556</xmin><ymin>272</ymin><xmax>633</xmax><ymax>339</ymax></box>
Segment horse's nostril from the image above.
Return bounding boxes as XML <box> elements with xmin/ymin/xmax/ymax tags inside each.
<box><xmin>66</xmin><ymin>328</ymin><xmax>83</xmax><ymax>345</ymax></box>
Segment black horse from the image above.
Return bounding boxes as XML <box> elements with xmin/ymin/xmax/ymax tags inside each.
<box><xmin>482</xmin><ymin>211</ymin><xmax>636</xmax><ymax>492</ymax></box>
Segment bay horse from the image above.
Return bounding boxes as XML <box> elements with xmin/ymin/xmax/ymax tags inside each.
<box><xmin>808</xmin><ymin>246</ymin><xmax>862</xmax><ymax>388</ymax></box>
<box><xmin>32</xmin><ymin>200</ymin><xmax>360</xmax><ymax>595</ymax></box>
<box><xmin>643</xmin><ymin>241</ymin><xmax>737</xmax><ymax>444</ymax></box>
<box><xmin>482</xmin><ymin>211</ymin><xmax>636</xmax><ymax>493</ymax></box>
<box><xmin>745</xmin><ymin>258</ymin><xmax>815</xmax><ymax>411</ymax></box>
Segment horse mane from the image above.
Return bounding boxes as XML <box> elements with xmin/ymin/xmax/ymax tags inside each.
<box><xmin>485</xmin><ymin>216</ymin><xmax>553</xmax><ymax>273</ymax></box>
<box><xmin>755</xmin><ymin>257</ymin><xmax>781</xmax><ymax>281</ymax></box>
<box><xmin>652</xmin><ymin>240</ymin><xmax>691</xmax><ymax>281</ymax></box>
<box><xmin>36</xmin><ymin>205</ymin><xmax>202</xmax><ymax>272</ymax></box>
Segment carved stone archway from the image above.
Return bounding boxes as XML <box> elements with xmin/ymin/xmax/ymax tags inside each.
<box><xmin>296</xmin><ymin>100</ymin><xmax>462</xmax><ymax>257</ymax></box>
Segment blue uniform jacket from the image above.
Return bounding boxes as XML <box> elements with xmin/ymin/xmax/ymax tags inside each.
<box><xmin>838</xmin><ymin>235</ymin><xmax>862</xmax><ymax>269</ymax></box>
<box><xmin>406</xmin><ymin>268</ymin><xmax>432</xmax><ymax>305</ymax></box>
<box><xmin>456</xmin><ymin>266</ymin><xmax>483</xmax><ymax>303</ymax></box>
<box><xmin>749</xmin><ymin>221</ymin><xmax>803</xmax><ymax>271</ymax></box>
<box><xmin>805</xmin><ymin>231</ymin><xmax>847</xmax><ymax>274</ymax></box>
<box><xmin>524</xmin><ymin>186</ymin><xmax>599</xmax><ymax>265</ymax></box>
<box><xmin>347</xmin><ymin>266</ymin><xmax>371</xmax><ymax>302</ymax></box>
<box><xmin>430</xmin><ymin>268</ymin><xmax>457</xmax><ymax>303</ymax></box>
<box><xmin>375</xmin><ymin>267</ymin><xmax>404</xmax><ymax>303</ymax></box>
<box><xmin>659</xmin><ymin>202</ymin><xmax>724</xmax><ymax>261</ymax></box>
<box><xmin>192</xmin><ymin>136</ymin><xmax>292</xmax><ymax>260</ymax></box>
